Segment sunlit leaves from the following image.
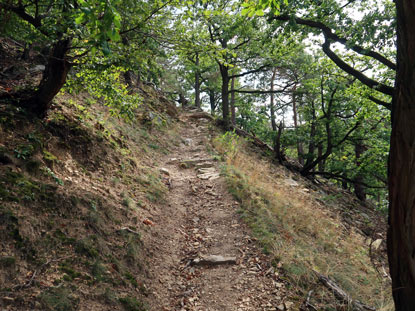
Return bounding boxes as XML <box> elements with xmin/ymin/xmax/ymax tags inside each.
<box><xmin>65</xmin><ymin>64</ymin><xmax>141</xmax><ymax>119</ymax></box>
<box><xmin>74</xmin><ymin>0</ymin><xmax>122</xmax><ymax>53</ymax></box>
<box><xmin>241</xmin><ymin>0</ymin><xmax>288</xmax><ymax>17</ymax></box>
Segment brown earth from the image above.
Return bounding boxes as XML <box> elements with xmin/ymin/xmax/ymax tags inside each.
<box><xmin>141</xmin><ymin>111</ymin><xmax>288</xmax><ymax>311</ymax></box>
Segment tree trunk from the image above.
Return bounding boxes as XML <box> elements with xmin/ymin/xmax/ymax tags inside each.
<box><xmin>124</xmin><ymin>71</ymin><xmax>134</xmax><ymax>89</ymax></box>
<box><xmin>121</xmin><ymin>36</ymin><xmax>134</xmax><ymax>89</ymax></box>
<box><xmin>195</xmin><ymin>52</ymin><xmax>201</xmax><ymax>109</ymax></box>
<box><xmin>292</xmin><ymin>84</ymin><xmax>304</xmax><ymax>165</ymax></box>
<box><xmin>318</xmin><ymin>143</ymin><xmax>325</xmax><ymax>171</ymax></box>
<box><xmin>274</xmin><ymin>122</ymin><xmax>285</xmax><ymax>164</ymax></box>
<box><xmin>179</xmin><ymin>93</ymin><xmax>188</xmax><ymax>108</ymax></box>
<box><xmin>230</xmin><ymin>76</ymin><xmax>236</xmax><ymax>125</ymax></box>
<box><xmin>354</xmin><ymin>143</ymin><xmax>367</xmax><ymax>201</ymax></box>
<box><xmin>270</xmin><ymin>67</ymin><xmax>278</xmax><ymax>131</ymax></box>
<box><xmin>342</xmin><ymin>180</ymin><xmax>348</xmax><ymax>190</ymax></box>
<box><xmin>387</xmin><ymin>1</ymin><xmax>415</xmax><ymax>309</ymax></box>
<box><xmin>21</xmin><ymin>43</ymin><xmax>31</xmax><ymax>60</ymax></box>
<box><xmin>209</xmin><ymin>89</ymin><xmax>216</xmax><ymax>115</ymax></box>
<box><xmin>24</xmin><ymin>38</ymin><xmax>71</xmax><ymax>117</ymax></box>
<box><xmin>304</xmin><ymin>100</ymin><xmax>317</xmax><ymax>169</ymax></box>
<box><xmin>220</xmin><ymin>64</ymin><xmax>230</xmax><ymax>129</ymax></box>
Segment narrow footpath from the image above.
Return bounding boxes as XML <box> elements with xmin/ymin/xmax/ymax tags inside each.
<box><xmin>143</xmin><ymin>111</ymin><xmax>286</xmax><ymax>311</ymax></box>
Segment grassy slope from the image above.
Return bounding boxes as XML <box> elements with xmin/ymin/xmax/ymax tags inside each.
<box><xmin>213</xmin><ymin>131</ymin><xmax>392</xmax><ymax>311</ymax></box>
<box><xmin>0</xmin><ymin>87</ymin><xmax>181</xmax><ymax>311</ymax></box>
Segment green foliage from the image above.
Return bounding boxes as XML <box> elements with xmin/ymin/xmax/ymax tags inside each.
<box><xmin>64</xmin><ymin>65</ymin><xmax>141</xmax><ymax>119</ymax></box>
<box><xmin>214</xmin><ymin>131</ymin><xmax>241</xmax><ymax>160</ymax></box>
<box><xmin>14</xmin><ymin>144</ymin><xmax>35</xmax><ymax>160</ymax></box>
<box><xmin>0</xmin><ymin>170</ymin><xmax>40</xmax><ymax>202</ymax></box>
<box><xmin>39</xmin><ymin>287</ymin><xmax>79</xmax><ymax>311</ymax></box>
<box><xmin>74</xmin><ymin>237</ymin><xmax>99</xmax><ymax>258</ymax></box>
<box><xmin>91</xmin><ymin>260</ymin><xmax>107</xmax><ymax>282</ymax></box>
<box><xmin>42</xmin><ymin>150</ymin><xmax>58</xmax><ymax>163</ymax></box>
<box><xmin>119</xmin><ymin>296</ymin><xmax>147</xmax><ymax>311</ymax></box>
<box><xmin>124</xmin><ymin>271</ymin><xmax>139</xmax><ymax>287</ymax></box>
<box><xmin>59</xmin><ymin>264</ymin><xmax>82</xmax><ymax>281</ymax></box>
<box><xmin>242</xmin><ymin>0</ymin><xmax>288</xmax><ymax>16</ymax></box>
<box><xmin>42</xmin><ymin>167</ymin><xmax>64</xmax><ymax>186</ymax></box>
<box><xmin>0</xmin><ymin>256</ymin><xmax>16</xmax><ymax>268</ymax></box>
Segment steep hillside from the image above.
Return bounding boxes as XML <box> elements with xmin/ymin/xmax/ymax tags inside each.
<box><xmin>0</xmin><ymin>87</ymin><xmax>180</xmax><ymax>310</ymax></box>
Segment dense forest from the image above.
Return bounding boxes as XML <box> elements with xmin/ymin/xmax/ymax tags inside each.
<box><xmin>0</xmin><ymin>0</ymin><xmax>414</xmax><ymax>310</ymax></box>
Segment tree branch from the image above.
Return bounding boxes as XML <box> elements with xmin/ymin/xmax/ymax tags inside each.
<box><xmin>322</xmin><ymin>39</ymin><xmax>394</xmax><ymax>96</ymax></box>
<box><xmin>229</xmin><ymin>64</ymin><xmax>271</xmax><ymax>79</ymax></box>
<box><xmin>2</xmin><ymin>4</ymin><xmax>49</xmax><ymax>37</ymax></box>
<box><xmin>307</xmin><ymin>171</ymin><xmax>386</xmax><ymax>189</ymax></box>
<box><xmin>232</xmin><ymin>38</ymin><xmax>250</xmax><ymax>51</ymax></box>
<box><xmin>368</xmin><ymin>95</ymin><xmax>392</xmax><ymax>110</ymax></box>
<box><xmin>230</xmin><ymin>81</ymin><xmax>295</xmax><ymax>94</ymax></box>
<box><xmin>119</xmin><ymin>0</ymin><xmax>173</xmax><ymax>35</ymax></box>
<box><xmin>271</xmin><ymin>14</ymin><xmax>396</xmax><ymax>70</ymax></box>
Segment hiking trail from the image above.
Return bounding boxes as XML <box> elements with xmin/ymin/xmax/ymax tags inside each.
<box><xmin>142</xmin><ymin>111</ymin><xmax>287</xmax><ymax>311</ymax></box>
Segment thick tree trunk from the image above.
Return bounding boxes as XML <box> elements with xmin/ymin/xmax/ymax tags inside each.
<box><xmin>354</xmin><ymin>143</ymin><xmax>367</xmax><ymax>201</ymax></box>
<box><xmin>220</xmin><ymin>64</ymin><xmax>230</xmax><ymax>129</ymax></box>
<box><xmin>195</xmin><ymin>53</ymin><xmax>201</xmax><ymax>109</ymax></box>
<box><xmin>230</xmin><ymin>76</ymin><xmax>236</xmax><ymax>125</ymax></box>
<box><xmin>387</xmin><ymin>1</ymin><xmax>415</xmax><ymax>310</ymax></box>
<box><xmin>24</xmin><ymin>38</ymin><xmax>71</xmax><ymax>117</ymax></box>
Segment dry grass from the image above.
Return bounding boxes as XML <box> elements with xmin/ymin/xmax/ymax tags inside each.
<box><xmin>213</xmin><ymin>132</ymin><xmax>393</xmax><ymax>310</ymax></box>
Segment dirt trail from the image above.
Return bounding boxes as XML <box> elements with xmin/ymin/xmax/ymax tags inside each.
<box><xmin>143</xmin><ymin>111</ymin><xmax>285</xmax><ymax>311</ymax></box>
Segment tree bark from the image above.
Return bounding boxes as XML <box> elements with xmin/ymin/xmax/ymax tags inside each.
<box><xmin>121</xmin><ymin>36</ymin><xmax>134</xmax><ymax>89</ymax></box>
<box><xmin>220</xmin><ymin>64</ymin><xmax>230</xmax><ymax>129</ymax></box>
<box><xmin>304</xmin><ymin>100</ymin><xmax>317</xmax><ymax>169</ymax></box>
<box><xmin>124</xmin><ymin>71</ymin><xmax>134</xmax><ymax>89</ymax></box>
<box><xmin>230</xmin><ymin>76</ymin><xmax>236</xmax><ymax>125</ymax></box>
<box><xmin>317</xmin><ymin>142</ymin><xmax>324</xmax><ymax>172</ymax></box>
<box><xmin>354</xmin><ymin>143</ymin><xmax>367</xmax><ymax>201</ymax></box>
<box><xmin>24</xmin><ymin>38</ymin><xmax>71</xmax><ymax>117</ymax></box>
<box><xmin>209</xmin><ymin>89</ymin><xmax>216</xmax><ymax>115</ymax></box>
<box><xmin>387</xmin><ymin>1</ymin><xmax>415</xmax><ymax>309</ymax></box>
<box><xmin>292</xmin><ymin>84</ymin><xmax>304</xmax><ymax>165</ymax></box>
<box><xmin>21</xmin><ymin>42</ymin><xmax>31</xmax><ymax>60</ymax></box>
<box><xmin>195</xmin><ymin>52</ymin><xmax>201</xmax><ymax>109</ymax></box>
<box><xmin>274</xmin><ymin>122</ymin><xmax>285</xmax><ymax>164</ymax></box>
<box><xmin>179</xmin><ymin>93</ymin><xmax>188</xmax><ymax>108</ymax></box>
<box><xmin>270</xmin><ymin>67</ymin><xmax>278</xmax><ymax>131</ymax></box>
